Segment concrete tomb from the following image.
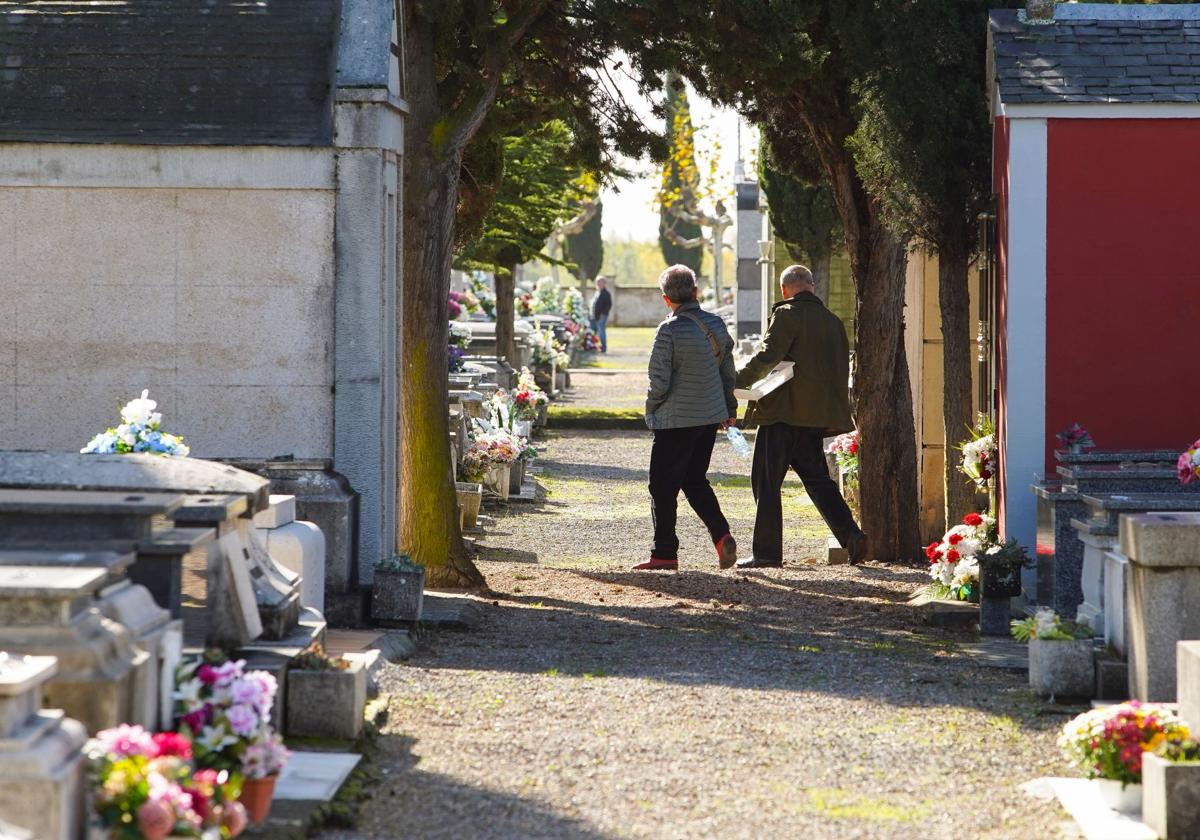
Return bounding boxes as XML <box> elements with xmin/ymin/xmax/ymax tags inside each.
<box><xmin>0</xmin><ymin>654</ymin><xmax>87</xmax><ymax>840</ymax></box>
<box><xmin>1071</xmin><ymin>493</ymin><xmax>1200</xmax><ymax>639</ymax></box>
<box><xmin>0</xmin><ymin>566</ymin><xmax>145</xmax><ymax>732</ymax></box>
<box><xmin>0</xmin><ymin>549</ymin><xmax>173</xmax><ymax>732</ymax></box>
<box><xmin>1118</xmin><ymin>512</ymin><xmax>1200</xmax><ymax>701</ymax></box>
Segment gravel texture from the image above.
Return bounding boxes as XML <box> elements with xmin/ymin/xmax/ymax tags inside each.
<box><xmin>318</xmin><ymin>329</ymin><xmax>1077</xmax><ymax>839</ymax></box>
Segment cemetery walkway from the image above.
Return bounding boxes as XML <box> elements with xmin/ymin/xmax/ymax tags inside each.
<box><xmin>326</xmin><ymin>330</ymin><xmax>1074</xmax><ymax>839</ymax></box>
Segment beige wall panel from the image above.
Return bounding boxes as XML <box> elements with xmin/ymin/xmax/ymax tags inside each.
<box><xmin>176</xmin><ymin>384</ymin><xmax>332</xmax><ymax>459</ymax></box>
<box><xmin>14</xmin><ymin>284</ymin><xmax>177</xmax><ymax>385</ymax></box>
<box><xmin>12</xmin><ymin>188</ymin><xmax>179</xmax><ymax>288</ymax></box>
<box><xmin>921</xmin><ymin>251</ymin><xmax>941</xmax><ymax>341</ymax></box>
<box><xmin>11</xmin><ymin>382</ymin><xmax>179</xmax><ymax>451</ymax></box>
<box><xmin>922</xmin><ymin>342</ymin><xmax>946</xmax><ymax>442</ymax></box>
<box><xmin>920</xmin><ymin>447</ymin><xmax>947</xmax><ymax>543</ymax></box>
<box><xmin>175</xmin><ymin>283</ymin><xmax>333</xmax><ymax>387</ymax></box>
<box><xmin>176</xmin><ymin>190</ymin><xmax>334</xmax><ymax>288</ymax></box>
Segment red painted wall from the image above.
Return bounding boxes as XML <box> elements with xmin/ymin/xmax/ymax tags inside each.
<box><xmin>993</xmin><ymin>117</ymin><xmax>1011</xmax><ymax>534</ymax></box>
<box><xmin>1045</xmin><ymin>119</ymin><xmax>1200</xmax><ymax>469</ymax></box>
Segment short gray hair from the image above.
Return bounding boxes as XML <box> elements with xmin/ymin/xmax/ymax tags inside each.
<box><xmin>658</xmin><ymin>264</ymin><xmax>697</xmax><ymax>303</ymax></box>
<box><xmin>780</xmin><ymin>264</ymin><xmax>815</xmax><ymax>293</ymax></box>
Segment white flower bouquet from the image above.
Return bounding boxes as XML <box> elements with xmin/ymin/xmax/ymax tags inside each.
<box><xmin>81</xmin><ymin>389</ymin><xmax>190</xmax><ymax>457</ymax></box>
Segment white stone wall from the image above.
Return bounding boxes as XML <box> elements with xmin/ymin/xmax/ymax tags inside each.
<box><xmin>0</xmin><ymin>145</ymin><xmax>336</xmax><ymax>460</ymax></box>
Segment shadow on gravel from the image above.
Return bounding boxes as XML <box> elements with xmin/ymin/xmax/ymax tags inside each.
<box><xmin>368</xmin><ymin>734</ymin><xmax>612</xmax><ymax>840</ymax></box>
<box><xmin>410</xmin><ymin>569</ymin><xmax>1059</xmax><ymax>731</ymax></box>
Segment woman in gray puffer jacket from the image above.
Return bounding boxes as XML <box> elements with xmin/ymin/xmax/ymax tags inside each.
<box><xmin>638</xmin><ymin>264</ymin><xmax>738</xmax><ymax>571</ymax></box>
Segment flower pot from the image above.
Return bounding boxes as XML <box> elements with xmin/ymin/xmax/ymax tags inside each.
<box><xmin>514</xmin><ymin>419</ymin><xmax>533</xmax><ymax>438</ymax></box>
<box><xmin>239</xmin><ymin>774</ymin><xmax>278</xmax><ymax>826</ymax></box>
<box><xmin>1141</xmin><ymin>753</ymin><xmax>1200</xmax><ymax>837</ymax></box>
<box><xmin>555</xmin><ymin>371</ymin><xmax>567</xmax><ymax>392</ymax></box>
<box><xmin>371</xmin><ymin>566</ymin><xmax>425</xmax><ymax>623</ymax></box>
<box><xmin>1095</xmin><ymin>778</ymin><xmax>1142</xmax><ymax>815</ymax></box>
<box><xmin>484</xmin><ymin>464</ymin><xmax>511</xmax><ymax>500</ymax></box>
<box><xmin>286</xmin><ymin>658</ymin><xmax>368</xmax><ymax>740</ymax></box>
<box><xmin>534</xmin><ymin>362</ymin><xmax>554</xmax><ymax>393</ymax></box>
<box><xmin>980</xmin><ymin>559</ymin><xmax>1024</xmax><ymax>598</ymax></box>
<box><xmin>456</xmin><ymin>482</ymin><xmax>483</xmax><ymax>529</ymax></box>
<box><xmin>1070</xmin><ymin>443</ymin><xmax>1085</xmax><ymax>455</ymax></box>
<box><xmin>1029</xmin><ymin>637</ymin><xmax>1094</xmax><ymax>699</ymax></box>
<box><xmin>535</xmin><ymin>404</ymin><xmax>548</xmax><ymax>429</ymax></box>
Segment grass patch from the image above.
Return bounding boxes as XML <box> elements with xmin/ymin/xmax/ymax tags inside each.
<box><xmin>803</xmin><ymin>788</ymin><xmax>922</xmax><ymax>823</ymax></box>
<box><xmin>547</xmin><ymin>406</ymin><xmax>646</xmax><ymax>428</ymax></box>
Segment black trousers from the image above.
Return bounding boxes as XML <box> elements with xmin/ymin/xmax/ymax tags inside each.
<box><xmin>649</xmin><ymin>424</ymin><xmax>731</xmax><ymax>559</ymax></box>
<box><xmin>751</xmin><ymin>423</ymin><xmax>862</xmax><ymax>563</ymax></box>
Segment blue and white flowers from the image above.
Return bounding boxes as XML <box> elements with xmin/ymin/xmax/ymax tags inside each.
<box><xmin>81</xmin><ymin>389</ymin><xmax>191</xmax><ymax>457</ymax></box>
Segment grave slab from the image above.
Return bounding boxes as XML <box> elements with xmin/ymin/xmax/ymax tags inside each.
<box><xmin>272</xmin><ymin>750</ymin><xmax>361</xmax><ymax>801</ymax></box>
<box><xmin>1180</xmin><ymin>640</ymin><xmax>1200</xmax><ymax>731</ymax></box>
<box><xmin>1021</xmin><ymin>777</ymin><xmax>1156</xmax><ymax>840</ymax></box>
<box><xmin>0</xmin><ymin>488</ymin><xmax>183</xmax><ymax>543</ymax></box>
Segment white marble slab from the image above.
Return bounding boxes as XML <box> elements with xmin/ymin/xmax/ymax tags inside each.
<box><xmin>273</xmin><ymin>751</ymin><xmax>361</xmax><ymax>802</ymax></box>
<box><xmin>1022</xmin><ymin>777</ymin><xmax>1156</xmax><ymax>840</ymax></box>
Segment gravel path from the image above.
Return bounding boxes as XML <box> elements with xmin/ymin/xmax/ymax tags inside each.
<box><xmin>320</xmin><ymin>330</ymin><xmax>1075</xmax><ymax>839</ymax></box>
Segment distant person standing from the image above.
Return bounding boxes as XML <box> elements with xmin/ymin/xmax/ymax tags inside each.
<box><xmin>590</xmin><ymin>276</ymin><xmax>612</xmax><ymax>353</ymax></box>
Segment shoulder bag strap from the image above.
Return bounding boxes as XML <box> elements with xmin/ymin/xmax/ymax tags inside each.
<box><xmin>676</xmin><ymin>311</ymin><xmax>723</xmax><ymax>360</ymax></box>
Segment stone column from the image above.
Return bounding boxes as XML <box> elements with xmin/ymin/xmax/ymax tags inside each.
<box><xmin>0</xmin><ymin>654</ymin><xmax>87</xmax><ymax>840</ymax></box>
<box><xmin>1121</xmin><ymin>512</ymin><xmax>1200</xmax><ymax>701</ymax></box>
<box><xmin>734</xmin><ymin>178</ymin><xmax>762</xmax><ymax>338</ymax></box>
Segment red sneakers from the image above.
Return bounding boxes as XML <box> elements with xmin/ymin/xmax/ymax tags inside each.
<box><xmin>715</xmin><ymin>534</ymin><xmax>738</xmax><ymax>569</ymax></box>
<box><xmin>633</xmin><ymin>557</ymin><xmax>678</xmax><ymax>571</ymax></box>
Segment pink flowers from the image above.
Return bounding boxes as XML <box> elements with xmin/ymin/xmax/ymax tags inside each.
<box><xmin>151</xmin><ymin>731</ymin><xmax>193</xmax><ymax>760</ymax></box>
<box><xmin>96</xmin><ymin>723</ymin><xmax>157</xmax><ymax>758</ymax></box>
<box><xmin>1178</xmin><ymin>439</ymin><xmax>1200</xmax><ymax>485</ymax></box>
<box><xmin>173</xmin><ymin>657</ymin><xmax>287</xmax><ymax>780</ymax></box>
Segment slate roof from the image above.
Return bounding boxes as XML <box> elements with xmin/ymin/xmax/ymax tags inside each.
<box><xmin>989</xmin><ymin>3</ymin><xmax>1200</xmax><ymax>105</ymax></box>
<box><xmin>0</xmin><ymin>0</ymin><xmax>339</xmax><ymax>145</ymax></box>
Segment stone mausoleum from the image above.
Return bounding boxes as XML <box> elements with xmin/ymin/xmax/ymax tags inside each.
<box><xmin>0</xmin><ymin>0</ymin><xmax>408</xmax><ymax>616</ymax></box>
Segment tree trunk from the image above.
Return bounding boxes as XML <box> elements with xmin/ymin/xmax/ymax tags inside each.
<box><xmin>939</xmin><ymin>246</ymin><xmax>975</xmax><ymax>526</ymax></box>
<box><xmin>494</xmin><ymin>261</ymin><xmax>518</xmax><ymax>365</ymax></box>
<box><xmin>398</xmin><ymin>23</ymin><xmax>485</xmax><ymax>589</ymax></box>
<box><xmin>814</xmin><ymin>119</ymin><xmax>921</xmax><ymax>564</ymax></box>
<box><xmin>810</xmin><ymin>250</ymin><xmax>832</xmax><ymax>304</ymax></box>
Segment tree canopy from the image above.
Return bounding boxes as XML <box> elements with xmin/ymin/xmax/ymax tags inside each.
<box><xmin>456</xmin><ymin>120</ymin><xmax>590</xmax><ymax>273</ymax></box>
<box><xmin>756</xmin><ymin>133</ymin><xmax>840</xmax><ymax>268</ymax></box>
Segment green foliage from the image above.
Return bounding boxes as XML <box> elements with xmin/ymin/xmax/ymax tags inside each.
<box><xmin>564</xmin><ymin>200</ymin><xmax>604</xmax><ymax>281</ymax></box>
<box><xmin>377</xmin><ymin>554</ymin><xmax>422</xmax><ymax>573</ymax></box>
<box><xmin>757</xmin><ymin>134</ymin><xmax>841</xmax><ymax>265</ymax></box>
<box><xmin>658</xmin><ymin>72</ymin><xmax>702</xmax><ymax>273</ymax></box>
<box><xmin>457</xmin><ymin>121</ymin><xmax>589</xmax><ymax>273</ymax></box>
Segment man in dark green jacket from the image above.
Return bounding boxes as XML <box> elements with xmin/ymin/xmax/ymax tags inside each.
<box><xmin>734</xmin><ymin>265</ymin><xmax>866</xmax><ymax>567</ymax></box>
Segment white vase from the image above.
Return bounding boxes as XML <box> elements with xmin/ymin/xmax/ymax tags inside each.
<box><xmin>1095</xmin><ymin>778</ymin><xmax>1142</xmax><ymax>814</ymax></box>
<box><xmin>514</xmin><ymin>419</ymin><xmax>533</xmax><ymax>438</ymax></box>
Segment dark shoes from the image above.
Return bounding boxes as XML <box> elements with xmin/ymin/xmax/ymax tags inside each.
<box><xmin>634</xmin><ymin>557</ymin><xmax>677</xmax><ymax>571</ymax></box>
<box><xmin>715</xmin><ymin>534</ymin><xmax>738</xmax><ymax>569</ymax></box>
<box><xmin>735</xmin><ymin>556</ymin><xmax>782</xmax><ymax>569</ymax></box>
<box><xmin>846</xmin><ymin>532</ymin><xmax>869</xmax><ymax>565</ymax></box>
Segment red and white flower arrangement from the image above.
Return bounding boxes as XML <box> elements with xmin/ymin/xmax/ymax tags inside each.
<box><xmin>1056</xmin><ymin>422</ymin><xmax>1094</xmax><ymax>451</ymax></box>
<box><xmin>926</xmin><ymin>511</ymin><xmax>996</xmax><ymax>601</ymax></box>
<box><xmin>88</xmin><ymin>723</ymin><xmax>246</xmax><ymax>840</ymax></box>
<box><xmin>1178</xmin><ymin>438</ymin><xmax>1200</xmax><ymax>485</ymax></box>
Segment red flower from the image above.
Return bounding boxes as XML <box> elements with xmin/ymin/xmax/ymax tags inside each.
<box><xmin>183</xmin><ymin>787</ymin><xmax>209</xmax><ymax>820</ymax></box>
<box><xmin>197</xmin><ymin>664</ymin><xmax>219</xmax><ymax>686</ymax></box>
<box><xmin>945</xmin><ymin>549</ymin><xmax>961</xmax><ymax>563</ymax></box>
<box><xmin>849</xmin><ymin>441</ymin><xmax>858</xmax><ymax>455</ymax></box>
<box><xmin>151</xmin><ymin>731</ymin><xmax>192</xmax><ymax>759</ymax></box>
<box><xmin>963</xmin><ymin>513</ymin><xmax>984</xmax><ymax>527</ymax></box>
<box><xmin>925</xmin><ymin>542</ymin><xmax>941</xmax><ymax>560</ymax></box>
<box><xmin>948</xmin><ymin>533</ymin><xmax>964</xmax><ymax>545</ymax></box>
